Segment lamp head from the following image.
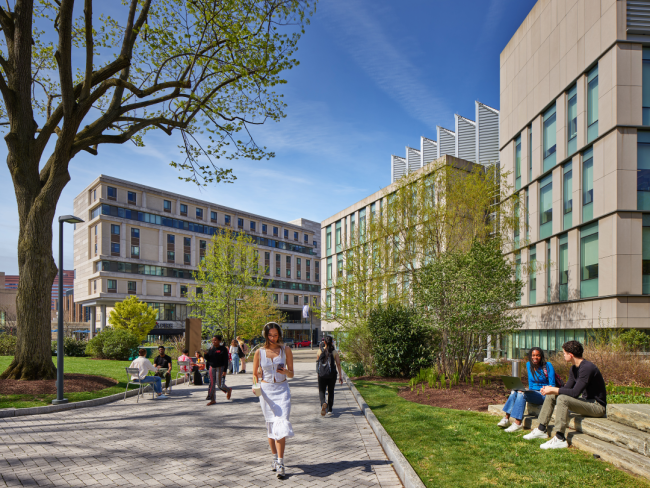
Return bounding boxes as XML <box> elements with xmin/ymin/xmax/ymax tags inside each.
<box><xmin>59</xmin><ymin>215</ymin><xmax>84</xmax><ymax>224</ymax></box>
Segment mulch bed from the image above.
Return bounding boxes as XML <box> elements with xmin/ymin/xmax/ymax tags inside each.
<box><xmin>0</xmin><ymin>374</ymin><xmax>118</xmax><ymax>395</ymax></box>
<box><xmin>397</xmin><ymin>376</ymin><xmax>513</xmax><ymax>412</ymax></box>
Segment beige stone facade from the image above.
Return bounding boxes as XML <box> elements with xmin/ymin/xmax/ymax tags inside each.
<box><xmin>500</xmin><ymin>0</ymin><xmax>650</xmax><ymax>357</ymax></box>
<box><xmin>73</xmin><ymin>176</ymin><xmax>321</xmax><ymax>341</ymax></box>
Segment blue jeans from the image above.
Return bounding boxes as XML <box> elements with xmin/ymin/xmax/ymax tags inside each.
<box><xmin>140</xmin><ymin>376</ymin><xmax>162</xmax><ymax>394</ymax></box>
<box><xmin>502</xmin><ymin>390</ymin><xmax>545</xmax><ymax>420</ymax></box>
<box><xmin>232</xmin><ymin>355</ymin><xmax>240</xmax><ymax>374</ymax></box>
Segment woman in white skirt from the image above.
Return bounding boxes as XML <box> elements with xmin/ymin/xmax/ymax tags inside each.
<box><xmin>252</xmin><ymin>322</ymin><xmax>294</xmax><ymax>479</ymax></box>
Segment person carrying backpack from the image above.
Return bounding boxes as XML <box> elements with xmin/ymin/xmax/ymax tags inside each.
<box><xmin>316</xmin><ymin>336</ymin><xmax>342</xmax><ymax>417</ymax></box>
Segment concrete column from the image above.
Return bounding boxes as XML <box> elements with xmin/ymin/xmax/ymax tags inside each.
<box><xmin>141</xmin><ymin>191</ymin><xmax>146</xmax><ymax>208</ymax></box>
<box><xmin>158</xmin><ymin>229</ymin><xmax>163</xmax><ymax>262</ymax></box>
<box><xmin>100</xmin><ymin>305</ymin><xmax>106</xmax><ymax>330</ymax></box>
<box><xmin>120</xmin><ymin>222</ymin><xmax>126</xmax><ymax>258</ymax></box>
<box><xmin>176</xmin><ymin>283</ymin><xmax>180</xmax><ymax>298</ymax></box>
<box><xmin>176</xmin><ymin>198</ymin><xmax>181</xmax><ymax>216</ymax></box>
<box><xmin>90</xmin><ymin>306</ymin><xmax>96</xmax><ymax>338</ymax></box>
<box><xmin>142</xmin><ymin>279</ymin><xmax>147</xmax><ymax>296</ymax></box>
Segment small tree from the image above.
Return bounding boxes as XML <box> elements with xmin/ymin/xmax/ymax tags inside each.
<box><xmin>108</xmin><ymin>296</ymin><xmax>156</xmax><ymax>342</ymax></box>
<box><xmin>189</xmin><ymin>229</ymin><xmax>278</xmax><ymax>343</ymax></box>
<box><xmin>414</xmin><ymin>239</ymin><xmax>524</xmax><ymax>380</ymax></box>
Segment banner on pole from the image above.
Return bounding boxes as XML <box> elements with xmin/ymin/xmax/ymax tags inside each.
<box><xmin>302</xmin><ymin>305</ymin><xmax>310</xmax><ymax>318</ymax></box>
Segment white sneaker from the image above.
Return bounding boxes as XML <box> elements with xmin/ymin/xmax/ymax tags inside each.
<box><xmin>540</xmin><ymin>436</ymin><xmax>568</xmax><ymax>450</ymax></box>
<box><xmin>504</xmin><ymin>423</ymin><xmax>523</xmax><ymax>433</ymax></box>
<box><xmin>156</xmin><ymin>394</ymin><xmax>169</xmax><ymax>399</ymax></box>
<box><xmin>497</xmin><ymin>417</ymin><xmax>510</xmax><ymax>428</ymax></box>
<box><xmin>271</xmin><ymin>460</ymin><xmax>277</xmax><ymax>472</ymax></box>
<box><xmin>326</xmin><ymin>411</ymin><xmax>332</xmax><ymax>417</ymax></box>
<box><xmin>276</xmin><ymin>464</ymin><xmax>285</xmax><ymax>478</ymax></box>
<box><xmin>523</xmin><ymin>428</ymin><xmax>549</xmax><ymax>440</ymax></box>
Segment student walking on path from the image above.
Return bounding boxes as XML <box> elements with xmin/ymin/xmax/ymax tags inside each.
<box><xmin>237</xmin><ymin>336</ymin><xmax>249</xmax><ymax>373</ymax></box>
<box><xmin>252</xmin><ymin>323</ymin><xmax>294</xmax><ymax>479</ymax></box>
<box><xmin>205</xmin><ymin>335</ymin><xmax>232</xmax><ymax>406</ymax></box>
<box><xmin>316</xmin><ymin>336</ymin><xmax>342</xmax><ymax>417</ymax></box>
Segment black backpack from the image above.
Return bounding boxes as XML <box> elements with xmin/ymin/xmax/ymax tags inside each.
<box><xmin>237</xmin><ymin>345</ymin><xmax>245</xmax><ymax>358</ymax></box>
<box><xmin>317</xmin><ymin>348</ymin><xmax>335</xmax><ymax>378</ymax></box>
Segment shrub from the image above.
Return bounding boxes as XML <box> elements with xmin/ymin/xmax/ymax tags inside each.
<box><xmin>367</xmin><ymin>304</ymin><xmax>435</xmax><ymax>377</ymax></box>
<box><xmin>86</xmin><ymin>328</ymin><xmax>140</xmax><ymax>360</ymax></box>
<box><xmin>52</xmin><ymin>339</ymin><xmax>87</xmax><ymax>356</ymax></box>
<box><xmin>0</xmin><ymin>334</ymin><xmax>17</xmax><ymax>356</ymax></box>
<box><xmin>615</xmin><ymin>329</ymin><xmax>650</xmax><ymax>352</ymax></box>
<box><xmin>338</xmin><ymin>321</ymin><xmax>375</xmax><ymax>376</ymax></box>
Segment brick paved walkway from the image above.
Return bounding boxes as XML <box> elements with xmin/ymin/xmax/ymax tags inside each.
<box><xmin>0</xmin><ymin>362</ymin><xmax>402</xmax><ymax>487</ymax></box>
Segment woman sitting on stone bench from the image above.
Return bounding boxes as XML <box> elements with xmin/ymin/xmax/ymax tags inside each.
<box><xmin>498</xmin><ymin>347</ymin><xmax>556</xmax><ymax>433</ymax></box>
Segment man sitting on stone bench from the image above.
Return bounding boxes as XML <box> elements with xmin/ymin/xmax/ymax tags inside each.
<box><xmin>523</xmin><ymin>340</ymin><xmax>607</xmax><ymax>450</ymax></box>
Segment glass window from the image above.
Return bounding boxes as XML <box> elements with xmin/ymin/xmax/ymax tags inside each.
<box><xmin>643</xmin><ymin>215</ymin><xmax>650</xmax><ymax>294</ymax></box>
<box><xmin>164</xmin><ymin>284</ymin><xmax>171</xmax><ymax>295</ymax></box>
<box><xmin>337</xmin><ymin>255</ymin><xmax>343</xmax><ymax>278</ymax></box>
<box><xmin>350</xmin><ymin>214</ymin><xmax>356</xmax><ymax>243</ymax></box>
<box><xmin>196</xmin><ymin>208</ymin><xmax>203</xmax><ymax>219</ymax></box>
<box><xmin>326</xmin><ymin>225</ymin><xmax>332</xmax><ymax>255</ymax></box>
<box><xmin>250</xmin><ymin>221</ymin><xmax>256</xmax><ymax>231</ymax></box>
<box><xmin>313</xmin><ymin>240</ymin><xmax>318</xmax><ymax>247</ymax></box>
<box><xmin>93</xmin><ymin>189</ymin><xmax>97</xmax><ymax>201</ymax></box>
<box><xmin>273</xmin><ymin>226</ymin><xmax>278</xmax><ymax>236</ymax></box>
<box><xmin>582</xmin><ymin>147</ymin><xmax>594</xmax><ymax>222</ymax></box>
<box><xmin>529</xmin><ymin>247</ymin><xmax>536</xmax><ymax>305</ymax></box>
<box><xmin>525</xmin><ymin>189</ymin><xmax>529</xmax><ymax>242</ymax></box>
<box><xmin>641</xmin><ymin>47</ymin><xmax>650</xmax><ymax>125</ymax></box>
<box><xmin>284</xmin><ymin>294</ymin><xmax>289</xmax><ymax>304</ymax></box>
<box><xmin>225</xmin><ymin>214</ymin><xmax>231</xmax><ymax>225</ymax></box>
<box><xmin>107</xmin><ymin>279</ymin><xmax>117</xmax><ymax>290</ymax></box>
<box><xmin>180</xmin><ymin>204</ymin><xmax>188</xmax><ymax>215</ymax></box>
<box><xmin>238</xmin><ymin>218</ymin><xmax>244</xmax><ymax>228</ymax></box>
<box><xmin>539</xmin><ymin>174</ymin><xmax>553</xmax><ymax>239</ymax></box>
<box><xmin>543</xmin><ymin>104</ymin><xmax>557</xmax><ymax>172</ymax></box>
<box><xmin>111</xmin><ymin>224</ymin><xmax>120</xmax><ymax>235</ymax></box>
<box><xmin>587</xmin><ymin>66</ymin><xmax>599</xmax><ymax>143</ymax></box>
<box><xmin>304</xmin><ymin>234</ymin><xmax>308</xmax><ymax>243</ymax></box>
<box><xmin>514</xmin><ymin>197</ymin><xmax>520</xmax><ymax>247</ymax></box>
<box><xmin>284</xmin><ymin>229</ymin><xmax>289</xmax><ymax>238</ymax></box>
<box><xmin>567</xmin><ymin>84</ymin><xmax>578</xmax><ymax>155</ymax></box>
<box><xmin>528</xmin><ymin>126</ymin><xmax>533</xmax><ymax>180</ymax></box>
<box><xmin>580</xmin><ymin>222</ymin><xmax>599</xmax><ymax>298</ymax></box>
<box><xmin>111</xmin><ymin>243</ymin><xmax>120</xmax><ymax>254</ymax></box>
<box><xmin>326</xmin><ymin>256</ymin><xmax>332</xmax><ymax>287</ymax></box>
<box><xmin>131</xmin><ymin>245</ymin><xmax>139</xmax><ymax>258</ymax></box>
<box><xmin>107</xmin><ymin>186</ymin><xmax>117</xmax><ymax>200</ymax></box>
<box><xmin>211</xmin><ymin>211</ymin><xmax>217</xmax><ymax>221</ymax></box>
<box><xmin>128</xmin><ymin>191</ymin><xmax>136</xmax><ymax>204</ymax></box>
<box><xmin>164</xmin><ymin>200</ymin><xmax>171</xmax><ymax>212</ymax></box>
<box><xmin>181</xmin><ymin>285</ymin><xmax>187</xmax><ymax>297</ymax></box>
<box><xmin>197</xmin><ymin>287</ymin><xmax>203</xmax><ymax>295</ymax></box>
<box><xmin>167</xmin><ymin>251</ymin><xmax>175</xmax><ymax>262</ymax></box>
<box><xmin>335</xmin><ymin>221</ymin><xmax>342</xmax><ymax>253</ymax></box>
<box><xmin>128</xmin><ymin>281</ymin><xmax>136</xmax><ymax>293</ymax></box>
<box><xmin>515</xmin><ymin>251</ymin><xmax>521</xmax><ymax>306</ymax></box>
<box><xmin>563</xmin><ymin>163</ymin><xmax>573</xmax><ymax>230</ymax></box>
<box><xmin>131</xmin><ymin>228</ymin><xmax>139</xmax><ymax>238</ymax></box>
<box><xmin>559</xmin><ymin>234</ymin><xmax>569</xmax><ymax>301</ymax></box>
<box><xmin>262</xmin><ymin>224</ymin><xmax>267</xmax><ymax>233</ymax></box>
<box><xmin>359</xmin><ymin>208</ymin><xmax>366</xmax><ymax>241</ymax></box>
<box><xmin>515</xmin><ymin>134</ymin><xmax>522</xmax><ymax>190</ymax></box>
<box><xmin>167</xmin><ymin>234</ymin><xmax>175</xmax><ymax>244</ymax></box>
<box><xmin>638</xmin><ymin>132</ymin><xmax>650</xmax><ymax>210</ymax></box>
<box><xmin>293</xmin><ymin>231</ymin><xmax>298</xmax><ymax>240</ymax></box>
<box><xmin>547</xmin><ymin>242</ymin><xmax>552</xmax><ymax>303</ymax></box>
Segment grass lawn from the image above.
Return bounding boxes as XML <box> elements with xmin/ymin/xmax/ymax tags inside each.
<box><xmin>0</xmin><ymin>356</ymin><xmax>141</xmax><ymax>409</ymax></box>
<box><xmin>354</xmin><ymin>380</ymin><xmax>649</xmax><ymax>488</ymax></box>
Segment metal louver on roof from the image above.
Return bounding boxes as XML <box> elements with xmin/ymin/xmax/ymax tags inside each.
<box><xmin>455</xmin><ymin>114</ymin><xmax>476</xmax><ymax>163</ymax></box>
<box><xmin>421</xmin><ymin>137</ymin><xmax>437</xmax><ymax>166</ymax></box>
<box><xmin>391</xmin><ymin>155</ymin><xmax>407</xmax><ymax>183</ymax></box>
<box><xmin>476</xmin><ymin>101</ymin><xmax>500</xmax><ymax>166</ymax></box>
<box><xmin>406</xmin><ymin>147</ymin><xmax>422</xmax><ymax>174</ymax></box>
<box><xmin>628</xmin><ymin>0</ymin><xmax>650</xmax><ymax>35</ymax></box>
<box><xmin>437</xmin><ymin>126</ymin><xmax>456</xmax><ymax>158</ymax></box>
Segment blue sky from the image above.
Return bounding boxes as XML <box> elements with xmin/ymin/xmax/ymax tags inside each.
<box><xmin>0</xmin><ymin>0</ymin><xmax>537</xmax><ymax>274</ymax></box>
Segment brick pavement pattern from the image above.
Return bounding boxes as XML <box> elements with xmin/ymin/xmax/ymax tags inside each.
<box><xmin>0</xmin><ymin>362</ymin><xmax>402</xmax><ymax>487</ymax></box>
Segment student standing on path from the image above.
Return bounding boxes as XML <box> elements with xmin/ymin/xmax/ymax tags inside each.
<box><xmin>229</xmin><ymin>340</ymin><xmax>241</xmax><ymax>375</ymax></box>
<box><xmin>252</xmin><ymin>323</ymin><xmax>294</xmax><ymax>479</ymax></box>
<box><xmin>316</xmin><ymin>336</ymin><xmax>342</xmax><ymax>417</ymax></box>
<box><xmin>237</xmin><ymin>336</ymin><xmax>248</xmax><ymax>373</ymax></box>
<box><xmin>205</xmin><ymin>335</ymin><xmax>232</xmax><ymax>406</ymax></box>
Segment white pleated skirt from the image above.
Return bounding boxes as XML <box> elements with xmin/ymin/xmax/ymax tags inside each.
<box><xmin>259</xmin><ymin>381</ymin><xmax>294</xmax><ymax>440</ymax></box>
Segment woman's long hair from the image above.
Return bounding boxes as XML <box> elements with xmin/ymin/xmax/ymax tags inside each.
<box><xmin>263</xmin><ymin>322</ymin><xmax>284</xmax><ymax>349</ymax></box>
<box><xmin>528</xmin><ymin>347</ymin><xmax>546</xmax><ymax>379</ymax></box>
<box><xmin>323</xmin><ymin>336</ymin><xmax>334</xmax><ymax>353</ymax></box>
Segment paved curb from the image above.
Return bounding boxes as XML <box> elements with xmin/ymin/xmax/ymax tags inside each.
<box><xmin>344</xmin><ymin>374</ymin><xmax>426</xmax><ymax>488</ymax></box>
<box><xmin>0</xmin><ymin>376</ymin><xmax>187</xmax><ymax>419</ymax></box>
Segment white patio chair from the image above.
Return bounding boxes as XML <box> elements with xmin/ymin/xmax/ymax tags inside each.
<box><xmin>176</xmin><ymin>360</ymin><xmax>191</xmax><ymax>387</ymax></box>
<box><xmin>124</xmin><ymin>367</ymin><xmax>155</xmax><ymax>403</ymax></box>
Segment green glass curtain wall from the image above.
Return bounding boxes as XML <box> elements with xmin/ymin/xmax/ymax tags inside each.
<box><xmin>515</xmin><ymin>135</ymin><xmax>522</xmax><ymax>190</ymax></box>
<box><xmin>644</xmin><ymin>48</ymin><xmax>650</xmax><ymax>125</ymax></box>
<box><xmin>582</xmin><ymin>147</ymin><xmax>594</xmax><ymax>222</ymax></box>
<box><xmin>335</xmin><ymin>220</ymin><xmax>342</xmax><ymax>253</ymax></box>
<box><xmin>526</xmin><ymin>189</ymin><xmax>530</xmax><ymax>241</ymax></box>
<box><xmin>529</xmin><ymin>127</ymin><xmax>533</xmax><ymax>179</ymax></box>
<box><xmin>326</xmin><ymin>256</ymin><xmax>332</xmax><ymax>287</ymax></box>
<box><xmin>580</xmin><ymin>222</ymin><xmax>599</xmax><ymax>298</ymax></box>
<box><xmin>515</xmin><ymin>251</ymin><xmax>521</xmax><ymax>306</ymax></box>
<box><xmin>567</xmin><ymin>84</ymin><xmax>578</xmax><ymax>155</ymax></box>
<box><xmin>529</xmin><ymin>247</ymin><xmax>536</xmax><ymax>305</ymax></box>
<box><xmin>547</xmin><ymin>242</ymin><xmax>552</xmax><ymax>303</ymax></box>
<box><xmin>540</xmin><ymin>174</ymin><xmax>553</xmax><ymax>239</ymax></box>
<box><xmin>514</xmin><ymin>198</ymin><xmax>520</xmax><ymax>248</ymax></box>
<box><xmin>643</xmin><ymin>215</ymin><xmax>650</xmax><ymax>295</ymax></box>
<box><xmin>638</xmin><ymin>132</ymin><xmax>650</xmax><ymax>210</ymax></box>
<box><xmin>587</xmin><ymin>66</ymin><xmax>599</xmax><ymax>143</ymax></box>
<box><xmin>326</xmin><ymin>225</ymin><xmax>332</xmax><ymax>255</ymax></box>
<box><xmin>563</xmin><ymin>162</ymin><xmax>573</xmax><ymax>230</ymax></box>
<box><xmin>543</xmin><ymin>105</ymin><xmax>557</xmax><ymax>172</ymax></box>
<box><xmin>559</xmin><ymin>234</ymin><xmax>569</xmax><ymax>301</ymax></box>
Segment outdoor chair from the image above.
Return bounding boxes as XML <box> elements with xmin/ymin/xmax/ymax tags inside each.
<box><xmin>176</xmin><ymin>360</ymin><xmax>191</xmax><ymax>387</ymax></box>
<box><xmin>124</xmin><ymin>367</ymin><xmax>155</xmax><ymax>403</ymax></box>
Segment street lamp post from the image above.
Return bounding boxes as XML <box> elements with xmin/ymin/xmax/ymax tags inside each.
<box><xmin>53</xmin><ymin>215</ymin><xmax>84</xmax><ymax>405</ymax></box>
<box><xmin>233</xmin><ymin>298</ymin><xmax>244</xmax><ymax>341</ymax></box>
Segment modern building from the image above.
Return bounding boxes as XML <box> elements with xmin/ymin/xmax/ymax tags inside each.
<box><xmin>4</xmin><ymin>269</ymin><xmax>74</xmax><ymax>311</ymax></box>
<box><xmin>0</xmin><ymin>272</ymin><xmax>17</xmax><ymax>329</ymax></box>
<box><xmin>390</xmin><ymin>101</ymin><xmax>500</xmax><ymax>183</ymax></box>
<box><xmin>54</xmin><ymin>289</ymin><xmax>86</xmax><ymax>324</ymax></box>
<box><xmin>500</xmin><ymin>0</ymin><xmax>650</xmax><ymax>358</ymax></box>
<box><xmin>73</xmin><ymin>176</ymin><xmax>321</xmax><ymax>341</ymax></box>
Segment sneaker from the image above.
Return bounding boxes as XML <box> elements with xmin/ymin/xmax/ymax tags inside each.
<box><xmin>271</xmin><ymin>460</ymin><xmax>277</xmax><ymax>472</ymax></box>
<box><xmin>540</xmin><ymin>436</ymin><xmax>568</xmax><ymax>450</ymax></box>
<box><xmin>497</xmin><ymin>417</ymin><xmax>510</xmax><ymax>428</ymax></box>
<box><xmin>226</xmin><ymin>388</ymin><xmax>232</xmax><ymax>400</ymax></box>
<box><xmin>156</xmin><ymin>394</ymin><xmax>169</xmax><ymax>399</ymax></box>
<box><xmin>321</xmin><ymin>403</ymin><xmax>328</xmax><ymax>416</ymax></box>
<box><xmin>523</xmin><ymin>428</ymin><xmax>549</xmax><ymax>440</ymax></box>
<box><xmin>504</xmin><ymin>423</ymin><xmax>523</xmax><ymax>433</ymax></box>
<box><xmin>326</xmin><ymin>411</ymin><xmax>333</xmax><ymax>417</ymax></box>
<box><xmin>276</xmin><ymin>464</ymin><xmax>285</xmax><ymax>478</ymax></box>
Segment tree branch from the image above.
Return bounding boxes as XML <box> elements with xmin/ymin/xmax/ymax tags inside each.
<box><xmin>55</xmin><ymin>0</ymin><xmax>75</xmax><ymax>117</ymax></box>
<box><xmin>80</xmin><ymin>0</ymin><xmax>93</xmax><ymax>102</ymax></box>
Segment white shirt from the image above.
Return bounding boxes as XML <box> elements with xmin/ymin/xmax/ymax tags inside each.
<box><xmin>229</xmin><ymin>345</ymin><xmax>239</xmax><ymax>357</ymax></box>
<box><xmin>129</xmin><ymin>356</ymin><xmax>157</xmax><ymax>380</ymax></box>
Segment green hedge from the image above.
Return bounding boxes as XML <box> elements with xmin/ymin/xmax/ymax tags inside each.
<box><xmin>86</xmin><ymin>328</ymin><xmax>140</xmax><ymax>360</ymax></box>
<box><xmin>0</xmin><ymin>334</ymin><xmax>17</xmax><ymax>356</ymax></box>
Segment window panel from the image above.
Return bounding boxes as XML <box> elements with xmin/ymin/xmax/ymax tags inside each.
<box><xmin>587</xmin><ymin>66</ymin><xmax>599</xmax><ymax>143</ymax></box>
<box><xmin>567</xmin><ymin>85</ymin><xmax>578</xmax><ymax>155</ymax></box>
<box><xmin>529</xmin><ymin>247</ymin><xmax>536</xmax><ymax>305</ymax></box>
<box><xmin>643</xmin><ymin>215</ymin><xmax>650</xmax><ymax>295</ymax></box>
<box><xmin>580</xmin><ymin>222</ymin><xmax>599</xmax><ymax>298</ymax></box>
<box><xmin>563</xmin><ymin>163</ymin><xmax>573</xmax><ymax>230</ymax></box>
<box><xmin>539</xmin><ymin>174</ymin><xmax>553</xmax><ymax>239</ymax></box>
<box><xmin>515</xmin><ymin>135</ymin><xmax>522</xmax><ymax>190</ymax></box>
<box><xmin>638</xmin><ymin>132</ymin><xmax>650</xmax><ymax>210</ymax></box>
<box><xmin>559</xmin><ymin>234</ymin><xmax>569</xmax><ymax>301</ymax></box>
<box><xmin>582</xmin><ymin>148</ymin><xmax>594</xmax><ymax>221</ymax></box>
<box><xmin>644</xmin><ymin>48</ymin><xmax>650</xmax><ymax>125</ymax></box>
<box><xmin>543</xmin><ymin>104</ymin><xmax>557</xmax><ymax>172</ymax></box>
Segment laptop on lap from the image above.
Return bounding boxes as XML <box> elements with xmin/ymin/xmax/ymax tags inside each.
<box><xmin>501</xmin><ymin>376</ymin><xmax>533</xmax><ymax>393</ymax></box>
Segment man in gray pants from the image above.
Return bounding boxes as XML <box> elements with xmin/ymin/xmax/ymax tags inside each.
<box><xmin>523</xmin><ymin>340</ymin><xmax>607</xmax><ymax>449</ymax></box>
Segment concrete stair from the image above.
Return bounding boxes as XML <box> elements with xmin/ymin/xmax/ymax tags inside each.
<box><xmin>488</xmin><ymin>403</ymin><xmax>650</xmax><ymax>479</ymax></box>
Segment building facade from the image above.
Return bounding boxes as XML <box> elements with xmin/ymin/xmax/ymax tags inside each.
<box><xmin>500</xmin><ymin>0</ymin><xmax>650</xmax><ymax>358</ymax></box>
<box><xmin>73</xmin><ymin>176</ymin><xmax>321</xmax><ymax>341</ymax></box>
<box><xmin>4</xmin><ymin>270</ymin><xmax>74</xmax><ymax>312</ymax></box>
